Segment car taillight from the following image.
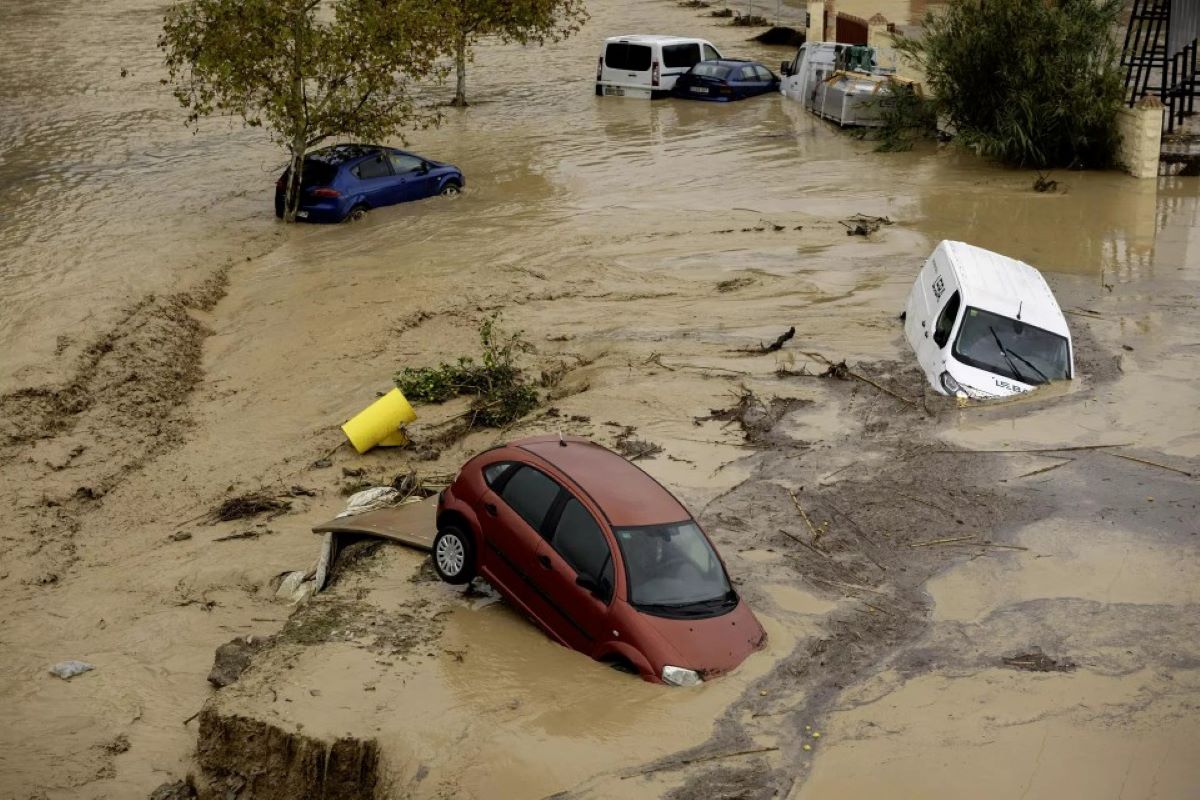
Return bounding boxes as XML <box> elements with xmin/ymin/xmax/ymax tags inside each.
<box><xmin>311</xmin><ymin>187</ymin><xmax>340</xmax><ymax>198</ymax></box>
<box><xmin>651</xmin><ymin>61</ymin><xmax>660</xmax><ymax>86</ymax></box>
<box><xmin>596</xmin><ymin>56</ymin><xmax>603</xmax><ymax>81</ymax></box>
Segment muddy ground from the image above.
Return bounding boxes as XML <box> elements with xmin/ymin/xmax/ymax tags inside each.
<box><xmin>2</xmin><ymin>0</ymin><xmax>1199</xmax><ymax>798</ymax></box>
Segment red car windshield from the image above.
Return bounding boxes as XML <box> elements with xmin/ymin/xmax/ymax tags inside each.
<box><xmin>614</xmin><ymin>521</ymin><xmax>734</xmax><ymax>612</ymax></box>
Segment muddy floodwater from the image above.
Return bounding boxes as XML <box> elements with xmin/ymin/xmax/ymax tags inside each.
<box><xmin>2</xmin><ymin>0</ymin><xmax>1199</xmax><ymax>798</ymax></box>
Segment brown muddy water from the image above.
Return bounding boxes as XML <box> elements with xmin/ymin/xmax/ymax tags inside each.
<box><xmin>2</xmin><ymin>0</ymin><xmax>1199</xmax><ymax>798</ymax></box>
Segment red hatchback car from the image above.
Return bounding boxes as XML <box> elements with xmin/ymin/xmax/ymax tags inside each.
<box><xmin>433</xmin><ymin>435</ymin><xmax>766</xmax><ymax>685</ymax></box>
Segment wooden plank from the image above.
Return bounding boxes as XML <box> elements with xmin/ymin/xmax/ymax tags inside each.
<box><xmin>311</xmin><ymin>496</ymin><xmax>438</xmax><ymax>552</ymax></box>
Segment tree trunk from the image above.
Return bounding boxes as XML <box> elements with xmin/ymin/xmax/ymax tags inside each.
<box><xmin>452</xmin><ymin>32</ymin><xmax>468</xmax><ymax>107</ymax></box>
<box><xmin>284</xmin><ymin>138</ymin><xmax>305</xmax><ymax>223</ymax></box>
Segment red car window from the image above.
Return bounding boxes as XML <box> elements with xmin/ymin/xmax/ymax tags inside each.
<box><xmin>498</xmin><ymin>466</ymin><xmax>561</xmax><ymax>533</ymax></box>
<box><xmin>550</xmin><ymin>498</ymin><xmax>614</xmax><ymax>600</ymax></box>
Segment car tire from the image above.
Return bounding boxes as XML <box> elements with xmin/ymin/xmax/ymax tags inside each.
<box><xmin>346</xmin><ymin>204</ymin><xmax>369</xmax><ymax>222</ymax></box>
<box><xmin>440</xmin><ymin>181</ymin><xmax>462</xmax><ymax>197</ymax></box>
<box><xmin>432</xmin><ymin>525</ymin><xmax>476</xmax><ymax>584</ymax></box>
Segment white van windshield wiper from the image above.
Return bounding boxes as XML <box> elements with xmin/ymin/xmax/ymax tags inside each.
<box><xmin>989</xmin><ymin>326</ymin><xmax>1031</xmax><ymax>384</ymax></box>
<box><xmin>1006</xmin><ymin>347</ymin><xmax>1050</xmax><ymax>384</ymax></box>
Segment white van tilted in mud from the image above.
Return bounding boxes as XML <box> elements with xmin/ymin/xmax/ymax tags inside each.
<box><xmin>596</xmin><ymin>35</ymin><xmax>723</xmax><ymax>99</ymax></box>
<box><xmin>903</xmin><ymin>241</ymin><xmax>1074</xmax><ymax>399</ymax></box>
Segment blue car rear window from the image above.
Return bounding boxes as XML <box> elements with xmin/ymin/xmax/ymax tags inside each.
<box><xmin>691</xmin><ymin>63</ymin><xmax>731</xmax><ymax>79</ymax></box>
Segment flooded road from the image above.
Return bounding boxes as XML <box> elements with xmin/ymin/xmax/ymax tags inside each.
<box><xmin>1</xmin><ymin>0</ymin><xmax>1199</xmax><ymax>797</ymax></box>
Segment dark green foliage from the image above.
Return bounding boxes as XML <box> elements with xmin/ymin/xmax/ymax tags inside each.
<box><xmin>858</xmin><ymin>81</ymin><xmax>937</xmax><ymax>152</ymax></box>
<box><xmin>396</xmin><ymin>315</ymin><xmax>539</xmax><ymax>428</ymax></box>
<box><xmin>895</xmin><ymin>0</ymin><xmax>1125</xmax><ymax>168</ymax></box>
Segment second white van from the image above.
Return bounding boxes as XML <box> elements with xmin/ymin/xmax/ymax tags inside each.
<box><xmin>596</xmin><ymin>35</ymin><xmax>724</xmax><ymax>99</ymax></box>
<box><xmin>903</xmin><ymin>241</ymin><xmax>1074</xmax><ymax>399</ymax></box>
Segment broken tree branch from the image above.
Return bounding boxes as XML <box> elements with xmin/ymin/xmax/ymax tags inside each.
<box><xmin>1105</xmin><ymin>451</ymin><xmax>1195</xmax><ymax>478</ymax></box>
<box><xmin>621</xmin><ymin>746</ymin><xmax>780</xmax><ymax>778</ymax></box>
<box><xmin>909</xmin><ymin>535</ymin><xmax>978</xmax><ymax>548</ymax></box>
<box><xmin>777</xmin><ymin>527</ymin><xmax>829</xmax><ymax>558</ymax></box>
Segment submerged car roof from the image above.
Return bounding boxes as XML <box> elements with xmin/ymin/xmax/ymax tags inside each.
<box><xmin>513</xmin><ymin>436</ymin><xmax>689</xmax><ymax>527</ymax></box>
<box><xmin>936</xmin><ymin>240</ymin><xmax>1071</xmax><ymax>339</ymax></box>
<box><xmin>306</xmin><ymin>144</ymin><xmax>387</xmax><ymax>165</ymax></box>
<box><xmin>605</xmin><ymin>34</ymin><xmax>712</xmax><ymax>44</ymax></box>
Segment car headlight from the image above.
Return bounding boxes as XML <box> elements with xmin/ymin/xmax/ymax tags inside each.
<box><xmin>661</xmin><ymin>665</ymin><xmax>702</xmax><ymax>687</ymax></box>
<box><xmin>939</xmin><ymin>371</ymin><xmax>967</xmax><ymax>398</ymax></box>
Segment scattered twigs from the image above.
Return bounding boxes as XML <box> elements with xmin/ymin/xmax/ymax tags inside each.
<box><xmin>909</xmin><ymin>535</ymin><xmax>977</xmax><ymax>548</ymax></box>
<box><xmin>182</xmin><ymin>711</ymin><xmax>201</xmax><ymax>726</ymax></box>
<box><xmin>1106</xmin><ymin>451</ymin><xmax>1195</xmax><ymax>478</ymax></box>
<box><xmin>860</xmin><ymin>600</ymin><xmax>894</xmax><ymax>616</ymax></box>
<box><xmin>896</xmin><ymin>491</ymin><xmax>952</xmax><ymax>515</ymax></box>
<box><xmin>777</xmin><ymin>527</ymin><xmax>829</xmax><ymax>559</ymax></box>
<box><xmin>932</xmin><ymin>442</ymin><xmax>1132</xmax><ymax>454</ymax></box>
<box><xmin>1015</xmin><ymin>458</ymin><xmax>1073</xmax><ymax>479</ymax></box>
<box><xmin>648</xmin><ymin>356</ymin><xmax>751</xmax><ymax>377</ymax></box>
<box><xmin>621</xmin><ymin>746</ymin><xmax>780</xmax><ymax>779</ymax></box>
<box><xmin>801</xmin><ymin>351</ymin><xmax>918</xmax><ymax>408</ymax></box>
<box><xmin>807</xmin><ymin>575</ymin><xmax>891</xmax><ymax>596</ymax></box>
<box><xmin>787</xmin><ymin>490</ymin><xmax>824</xmax><ymax>548</ymax></box>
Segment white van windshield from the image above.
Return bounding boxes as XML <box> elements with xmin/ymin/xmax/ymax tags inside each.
<box><xmin>614</xmin><ymin>521</ymin><xmax>735</xmax><ymax>616</ymax></box>
<box><xmin>953</xmin><ymin>307</ymin><xmax>1071</xmax><ymax>385</ymax></box>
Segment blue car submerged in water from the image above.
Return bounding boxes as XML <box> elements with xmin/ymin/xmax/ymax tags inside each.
<box><xmin>274</xmin><ymin>144</ymin><xmax>464</xmax><ymax>222</ymax></box>
<box><xmin>671</xmin><ymin>60</ymin><xmax>780</xmax><ymax>102</ymax></box>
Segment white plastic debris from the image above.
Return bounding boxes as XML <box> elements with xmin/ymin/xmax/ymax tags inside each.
<box><xmin>49</xmin><ymin>660</ymin><xmax>94</xmax><ymax>679</ymax></box>
<box><xmin>336</xmin><ymin>487</ymin><xmax>400</xmax><ymax>518</ymax></box>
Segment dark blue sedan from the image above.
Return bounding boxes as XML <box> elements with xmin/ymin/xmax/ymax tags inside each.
<box><xmin>274</xmin><ymin>144</ymin><xmax>464</xmax><ymax>222</ymax></box>
<box><xmin>671</xmin><ymin>60</ymin><xmax>780</xmax><ymax>101</ymax></box>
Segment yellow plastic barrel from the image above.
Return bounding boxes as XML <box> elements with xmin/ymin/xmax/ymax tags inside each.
<box><xmin>341</xmin><ymin>388</ymin><xmax>417</xmax><ymax>454</ymax></box>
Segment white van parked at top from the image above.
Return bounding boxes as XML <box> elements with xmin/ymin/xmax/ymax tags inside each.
<box><xmin>596</xmin><ymin>35</ymin><xmax>724</xmax><ymax>99</ymax></box>
<box><xmin>904</xmin><ymin>241</ymin><xmax>1074</xmax><ymax>399</ymax></box>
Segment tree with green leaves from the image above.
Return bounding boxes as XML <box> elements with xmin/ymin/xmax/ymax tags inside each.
<box><xmin>426</xmin><ymin>0</ymin><xmax>589</xmax><ymax>106</ymax></box>
<box><xmin>160</xmin><ymin>0</ymin><xmax>445</xmax><ymax>221</ymax></box>
<box><xmin>895</xmin><ymin>0</ymin><xmax>1125</xmax><ymax>169</ymax></box>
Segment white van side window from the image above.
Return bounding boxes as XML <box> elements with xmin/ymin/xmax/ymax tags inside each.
<box><xmin>933</xmin><ymin>291</ymin><xmax>961</xmax><ymax>348</ymax></box>
<box><xmin>606</xmin><ymin>43</ymin><xmax>652</xmax><ymax>71</ymax></box>
<box><xmin>703</xmin><ymin>44</ymin><xmax>721</xmax><ymax>61</ymax></box>
<box><xmin>663</xmin><ymin>43</ymin><xmax>702</xmax><ymax>69</ymax></box>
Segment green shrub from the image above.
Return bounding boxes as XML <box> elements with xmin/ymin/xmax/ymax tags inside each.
<box><xmin>896</xmin><ymin>0</ymin><xmax>1125</xmax><ymax>168</ymax></box>
<box><xmin>396</xmin><ymin>315</ymin><xmax>539</xmax><ymax>428</ymax></box>
<box><xmin>859</xmin><ymin>80</ymin><xmax>938</xmax><ymax>152</ymax></box>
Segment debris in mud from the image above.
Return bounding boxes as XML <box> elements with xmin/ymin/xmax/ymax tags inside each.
<box><xmin>208</xmin><ymin>635</ymin><xmax>273</xmax><ymax>688</ymax></box>
<box><xmin>711</xmin><ymin>7</ymin><xmax>733</xmax><ymax>16</ymax></box>
<box><xmin>821</xmin><ymin>360</ymin><xmax>851</xmax><ymax>380</ymax></box>
<box><xmin>342</xmin><ymin>467</ymin><xmax>366</xmax><ymax>478</ymax></box>
<box><xmin>213</xmin><ymin>529</ymin><xmax>268</xmax><ymax>542</ymax></box>
<box><xmin>312</xmin><ymin>457</ymin><xmax>333</xmax><ymax>469</ymax></box>
<box><xmin>839</xmin><ymin>214</ymin><xmax>893</xmax><ymax>236</ymax></box>
<box><xmin>729</xmin><ymin>13</ymin><xmax>769</xmax><ymax>25</ymax></box>
<box><xmin>613</xmin><ymin>426</ymin><xmax>664</xmax><ymax>460</ymax></box>
<box><xmin>102</xmin><ymin>733</ymin><xmax>131</xmax><ymax>755</ymax></box>
<box><xmin>49</xmin><ymin>660</ymin><xmax>94</xmax><ymax>680</ymax></box>
<box><xmin>211</xmin><ymin>491</ymin><xmax>291</xmax><ymax>522</ymax></box>
<box><xmin>395</xmin><ymin>314</ymin><xmax>539</xmax><ymax>429</ymax></box>
<box><xmin>754</xmin><ymin>26</ymin><xmax>805</xmax><ymax>46</ymax></box>
<box><xmin>1033</xmin><ymin>172</ymin><xmax>1059</xmax><ymax>193</ymax></box>
<box><xmin>169</xmin><ymin>531</ymin><xmax>193</xmax><ymax>542</ymax></box>
<box><xmin>716</xmin><ymin>276</ymin><xmax>756</xmax><ymax>292</ymax></box>
<box><xmin>288</xmin><ymin>485</ymin><xmax>316</xmax><ymax>497</ymax></box>
<box><xmin>1002</xmin><ymin>648</ymin><xmax>1076</xmax><ymax>673</ymax></box>
<box><xmin>678</xmin><ymin>0</ymin><xmax>710</xmax><ymax>6</ymax></box>
<box><xmin>748</xmin><ymin>326</ymin><xmax>795</xmax><ymax>354</ymax></box>
<box><xmin>149</xmin><ymin>777</ymin><xmax>197</xmax><ymax>800</ymax></box>
<box><xmin>697</xmin><ymin>386</ymin><xmax>809</xmax><ymax>445</ymax></box>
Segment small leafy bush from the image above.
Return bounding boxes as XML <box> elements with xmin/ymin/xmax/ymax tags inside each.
<box><xmin>396</xmin><ymin>315</ymin><xmax>539</xmax><ymax>428</ymax></box>
<box><xmin>896</xmin><ymin>0</ymin><xmax>1124</xmax><ymax>168</ymax></box>
<box><xmin>858</xmin><ymin>81</ymin><xmax>937</xmax><ymax>152</ymax></box>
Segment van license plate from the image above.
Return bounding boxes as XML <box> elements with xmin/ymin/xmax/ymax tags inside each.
<box><xmin>689</xmin><ymin>86</ymin><xmax>708</xmax><ymax>94</ymax></box>
<box><xmin>603</xmin><ymin>86</ymin><xmax>625</xmax><ymax>96</ymax></box>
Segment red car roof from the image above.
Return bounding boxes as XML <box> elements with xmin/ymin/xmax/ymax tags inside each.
<box><xmin>512</xmin><ymin>436</ymin><xmax>689</xmax><ymax>527</ymax></box>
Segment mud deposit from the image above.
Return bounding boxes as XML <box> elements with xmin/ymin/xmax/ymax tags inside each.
<box><xmin>2</xmin><ymin>0</ymin><xmax>1200</xmax><ymax>797</ymax></box>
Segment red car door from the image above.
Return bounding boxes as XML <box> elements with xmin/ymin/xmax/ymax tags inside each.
<box><xmin>533</xmin><ymin>494</ymin><xmax>618</xmax><ymax>655</ymax></box>
<box><xmin>483</xmin><ymin>465</ymin><xmax>568</xmax><ymax>642</ymax></box>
